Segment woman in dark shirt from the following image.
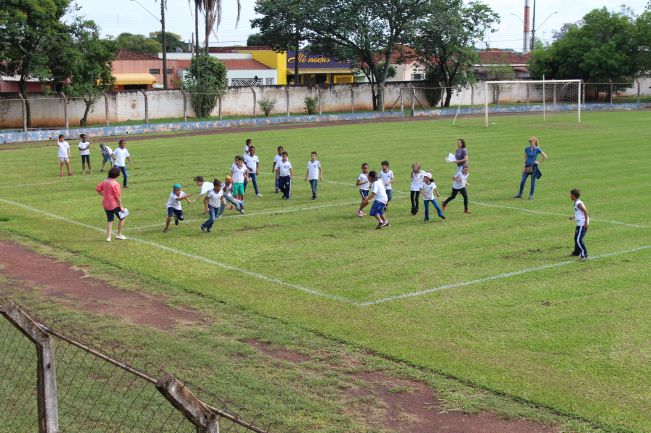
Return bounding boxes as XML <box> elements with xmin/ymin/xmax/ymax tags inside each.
<box><xmin>454</xmin><ymin>139</ymin><xmax>468</xmax><ymax>172</ymax></box>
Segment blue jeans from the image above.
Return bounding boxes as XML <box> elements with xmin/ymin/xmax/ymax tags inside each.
<box><xmin>245</xmin><ymin>173</ymin><xmax>259</xmax><ymax>195</ymax></box>
<box><xmin>115</xmin><ymin>165</ymin><xmax>128</xmax><ymax>187</ymax></box>
<box><xmin>309</xmin><ymin>179</ymin><xmax>318</xmax><ymax>198</ymax></box>
<box><xmin>201</xmin><ymin>205</ymin><xmax>222</xmax><ymax>230</ymax></box>
<box><xmin>279</xmin><ymin>176</ymin><xmax>291</xmax><ymax>198</ymax></box>
<box><xmin>424</xmin><ymin>199</ymin><xmax>444</xmax><ymax>221</ymax></box>
<box><xmin>224</xmin><ymin>195</ymin><xmax>243</xmax><ymax>211</ymax></box>
<box><xmin>518</xmin><ymin>165</ymin><xmax>538</xmax><ymax>197</ymax></box>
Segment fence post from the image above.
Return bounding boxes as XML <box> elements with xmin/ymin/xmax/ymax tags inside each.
<box><xmin>156</xmin><ymin>374</ymin><xmax>219</xmax><ymax>433</ymax></box>
<box><xmin>182</xmin><ymin>90</ymin><xmax>188</xmax><ymax>122</ymax></box>
<box><xmin>470</xmin><ymin>84</ymin><xmax>475</xmax><ymax>106</ymax></box>
<box><xmin>18</xmin><ymin>93</ymin><xmax>28</xmax><ymax>132</ymax></box>
<box><xmin>141</xmin><ymin>90</ymin><xmax>149</xmax><ymax>124</ymax></box>
<box><xmin>250</xmin><ymin>86</ymin><xmax>257</xmax><ymax>118</ymax></box>
<box><xmin>318</xmin><ymin>88</ymin><xmax>322</xmax><ymax>115</ymax></box>
<box><xmin>400</xmin><ymin>88</ymin><xmax>404</xmax><ymax>114</ymax></box>
<box><xmin>380</xmin><ymin>85</ymin><xmax>385</xmax><ymax>112</ymax></box>
<box><xmin>351</xmin><ymin>85</ymin><xmax>355</xmax><ymax>114</ymax></box>
<box><xmin>104</xmin><ymin>95</ymin><xmax>110</xmax><ymax>127</ymax></box>
<box><xmin>636</xmin><ymin>79</ymin><xmax>641</xmax><ymax>105</ymax></box>
<box><xmin>60</xmin><ymin>93</ymin><xmax>69</xmax><ymax>131</ymax></box>
<box><xmin>285</xmin><ymin>87</ymin><xmax>290</xmax><ymax>117</ymax></box>
<box><xmin>609</xmin><ymin>79</ymin><xmax>613</xmax><ymax>105</ymax></box>
<box><xmin>410</xmin><ymin>87</ymin><xmax>415</xmax><ymax>117</ymax></box>
<box><xmin>0</xmin><ymin>302</ymin><xmax>60</xmax><ymax>433</ymax></box>
<box><xmin>218</xmin><ymin>95</ymin><xmax>223</xmax><ymax>120</ymax></box>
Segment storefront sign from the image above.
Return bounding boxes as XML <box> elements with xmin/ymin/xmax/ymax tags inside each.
<box><xmin>286</xmin><ymin>51</ymin><xmax>352</xmax><ymax>69</ymax></box>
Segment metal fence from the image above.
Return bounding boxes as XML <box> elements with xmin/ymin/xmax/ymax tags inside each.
<box><xmin>0</xmin><ymin>300</ymin><xmax>279</xmax><ymax>433</ymax></box>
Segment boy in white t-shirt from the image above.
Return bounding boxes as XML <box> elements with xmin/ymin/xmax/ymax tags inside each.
<box><xmin>201</xmin><ymin>180</ymin><xmax>225</xmax><ymax>233</ymax></box>
<box><xmin>99</xmin><ymin>143</ymin><xmax>113</xmax><ymax>172</ymax></box>
<box><xmin>304</xmin><ymin>151</ymin><xmax>323</xmax><ymax>200</ymax></box>
<box><xmin>164</xmin><ymin>184</ymin><xmax>193</xmax><ymax>232</ymax></box>
<box><xmin>568</xmin><ymin>189</ymin><xmax>589</xmax><ymax>260</ymax></box>
<box><xmin>244</xmin><ymin>146</ymin><xmax>262</xmax><ymax>196</ymax></box>
<box><xmin>362</xmin><ymin>171</ymin><xmax>389</xmax><ymax>229</ymax></box>
<box><xmin>275</xmin><ymin>151</ymin><xmax>294</xmax><ymax>199</ymax></box>
<box><xmin>230</xmin><ymin>156</ymin><xmax>249</xmax><ymax>205</ymax></box>
<box><xmin>56</xmin><ymin>134</ymin><xmax>73</xmax><ymax>177</ymax></box>
<box><xmin>193</xmin><ymin>176</ymin><xmax>214</xmax><ymax>201</ymax></box>
<box><xmin>380</xmin><ymin>160</ymin><xmax>394</xmax><ymax>210</ymax></box>
<box><xmin>410</xmin><ymin>162</ymin><xmax>425</xmax><ymax>215</ymax></box>
<box><xmin>78</xmin><ymin>133</ymin><xmax>92</xmax><ymax>174</ymax></box>
<box><xmin>356</xmin><ymin>163</ymin><xmax>371</xmax><ymax>217</ymax></box>
<box><xmin>272</xmin><ymin>146</ymin><xmax>284</xmax><ymax>193</ymax></box>
<box><xmin>111</xmin><ymin>139</ymin><xmax>132</xmax><ymax>188</ymax></box>
<box><xmin>442</xmin><ymin>165</ymin><xmax>470</xmax><ymax>213</ymax></box>
<box><xmin>420</xmin><ymin>173</ymin><xmax>445</xmax><ymax>222</ymax></box>
<box><xmin>244</xmin><ymin>138</ymin><xmax>252</xmax><ymax>154</ymax></box>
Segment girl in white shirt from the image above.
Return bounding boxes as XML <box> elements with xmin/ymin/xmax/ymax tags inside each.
<box><xmin>442</xmin><ymin>165</ymin><xmax>470</xmax><ymax>213</ymax></box>
<box><xmin>56</xmin><ymin>134</ymin><xmax>73</xmax><ymax>177</ymax></box>
<box><xmin>568</xmin><ymin>189</ymin><xmax>589</xmax><ymax>260</ymax></box>
<box><xmin>356</xmin><ymin>163</ymin><xmax>370</xmax><ymax>217</ymax></box>
<box><xmin>420</xmin><ymin>173</ymin><xmax>445</xmax><ymax>222</ymax></box>
<box><xmin>410</xmin><ymin>162</ymin><xmax>424</xmax><ymax>215</ymax></box>
<box><xmin>78</xmin><ymin>133</ymin><xmax>92</xmax><ymax>174</ymax></box>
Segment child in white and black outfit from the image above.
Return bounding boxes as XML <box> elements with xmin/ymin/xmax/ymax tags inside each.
<box><xmin>443</xmin><ymin>165</ymin><xmax>470</xmax><ymax>213</ymax></box>
<box><xmin>569</xmin><ymin>189</ymin><xmax>589</xmax><ymax>260</ymax></box>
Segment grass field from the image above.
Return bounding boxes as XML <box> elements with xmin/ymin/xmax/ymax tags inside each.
<box><xmin>1</xmin><ymin>111</ymin><xmax>650</xmax><ymax>432</ymax></box>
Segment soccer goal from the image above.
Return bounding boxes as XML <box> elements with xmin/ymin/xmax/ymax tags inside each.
<box><xmin>483</xmin><ymin>79</ymin><xmax>582</xmax><ymax>127</ymax></box>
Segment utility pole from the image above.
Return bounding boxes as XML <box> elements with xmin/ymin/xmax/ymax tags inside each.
<box><xmin>161</xmin><ymin>0</ymin><xmax>168</xmax><ymax>89</ymax></box>
<box><xmin>530</xmin><ymin>0</ymin><xmax>536</xmax><ymax>51</ymax></box>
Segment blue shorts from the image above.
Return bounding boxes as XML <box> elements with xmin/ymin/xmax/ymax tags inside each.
<box><xmin>369</xmin><ymin>200</ymin><xmax>386</xmax><ymax>217</ymax></box>
<box><xmin>359</xmin><ymin>189</ymin><xmax>369</xmax><ymax>199</ymax></box>
<box><xmin>102</xmin><ymin>153</ymin><xmax>111</xmax><ymax>163</ymax></box>
<box><xmin>104</xmin><ymin>207</ymin><xmax>124</xmax><ymax>222</ymax></box>
<box><xmin>167</xmin><ymin>207</ymin><xmax>184</xmax><ymax>220</ymax></box>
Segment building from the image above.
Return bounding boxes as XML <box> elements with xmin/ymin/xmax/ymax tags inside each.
<box><xmin>0</xmin><ymin>76</ymin><xmax>52</xmax><ymax>93</ymax></box>
<box><xmin>385</xmin><ymin>45</ymin><xmax>427</xmax><ymax>82</ymax></box>
<box><xmin>111</xmin><ymin>49</ymin><xmax>166</xmax><ymax>90</ymax></box>
<box><xmin>166</xmin><ymin>52</ymin><xmax>276</xmax><ymax>87</ymax></box>
<box><xmin>474</xmin><ymin>49</ymin><xmax>531</xmax><ymax>80</ymax></box>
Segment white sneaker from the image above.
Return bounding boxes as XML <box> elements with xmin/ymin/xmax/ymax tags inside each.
<box><xmin>256</xmin><ymin>193</ymin><xmax>263</xmax><ymax>197</ymax></box>
<box><xmin>116</xmin><ymin>235</ymin><xmax>127</xmax><ymax>240</ymax></box>
<box><xmin>106</xmin><ymin>237</ymin><xmax>111</xmax><ymax>242</ymax></box>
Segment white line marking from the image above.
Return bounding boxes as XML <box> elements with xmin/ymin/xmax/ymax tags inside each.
<box><xmin>323</xmin><ymin>179</ymin><xmax>649</xmax><ymax>229</ymax></box>
<box><xmin>360</xmin><ymin>245</ymin><xmax>651</xmax><ymax>306</ymax></box>
<box><xmin>125</xmin><ymin>200</ymin><xmax>358</xmax><ymax>231</ymax></box>
<box><xmin>0</xmin><ymin>198</ymin><xmax>354</xmax><ymax>305</ymax></box>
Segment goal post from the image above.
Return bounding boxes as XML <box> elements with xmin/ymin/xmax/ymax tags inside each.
<box><xmin>483</xmin><ymin>79</ymin><xmax>582</xmax><ymax>127</ymax></box>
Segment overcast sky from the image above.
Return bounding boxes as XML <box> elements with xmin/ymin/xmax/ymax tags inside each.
<box><xmin>78</xmin><ymin>0</ymin><xmax>649</xmax><ymax>51</ymax></box>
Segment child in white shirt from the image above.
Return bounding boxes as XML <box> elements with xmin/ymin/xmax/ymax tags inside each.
<box><xmin>164</xmin><ymin>184</ymin><xmax>193</xmax><ymax>232</ymax></box>
<box><xmin>356</xmin><ymin>163</ymin><xmax>370</xmax><ymax>217</ymax></box>
<box><xmin>222</xmin><ymin>176</ymin><xmax>245</xmax><ymax>214</ymax></box>
<box><xmin>56</xmin><ymin>134</ymin><xmax>73</xmax><ymax>177</ymax></box>
<box><xmin>442</xmin><ymin>165</ymin><xmax>470</xmax><ymax>213</ymax></box>
<box><xmin>99</xmin><ymin>143</ymin><xmax>113</xmax><ymax>172</ymax></box>
<box><xmin>380</xmin><ymin>160</ymin><xmax>394</xmax><ymax>210</ymax></box>
<box><xmin>201</xmin><ymin>180</ymin><xmax>226</xmax><ymax>233</ymax></box>
<box><xmin>275</xmin><ymin>151</ymin><xmax>294</xmax><ymax>199</ymax></box>
<box><xmin>568</xmin><ymin>189</ymin><xmax>589</xmax><ymax>260</ymax></box>
<box><xmin>420</xmin><ymin>173</ymin><xmax>445</xmax><ymax>222</ymax></box>
<box><xmin>78</xmin><ymin>133</ymin><xmax>92</xmax><ymax>174</ymax></box>
<box><xmin>305</xmin><ymin>151</ymin><xmax>323</xmax><ymax>200</ymax></box>
<box><xmin>272</xmin><ymin>146</ymin><xmax>284</xmax><ymax>193</ymax></box>
<box><xmin>361</xmin><ymin>171</ymin><xmax>390</xmax><ymax>229</ymax></box>
<box><xmin>410</xmin><ymin>162</ymin><xmax>424</xmax><ymax>215</ymax></box>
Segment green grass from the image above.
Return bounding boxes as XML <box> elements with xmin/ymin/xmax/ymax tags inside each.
<box><xmin>1</xmin><ymin>111</ymin><xmax>650</xmax><ymax>432</ymax></box>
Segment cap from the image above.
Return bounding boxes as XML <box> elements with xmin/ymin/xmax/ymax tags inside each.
<box><xmin>423</xmin><ymin>173</ymin><xmax>432</xmax><ymax>179</ymax></box>
<box><xmin>173</xmin><ymin>183</ymin><xmax>182</xmax><ymax>189</ymax></box>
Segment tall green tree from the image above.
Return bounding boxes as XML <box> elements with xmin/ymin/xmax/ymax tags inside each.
<box><xmin>115</xmin><ymin>33</ymin><xmax>162</xmax><ymax>55</ymax></box>
<box><xmin>529</xmin><ymin>7</ymin><xmax>646</xmax><ymax>90</ymax></box>
<box><xmin>150</xmin><ymin>31</ymin><xmax>188</xmax><ymax>53</ymax></box>
<box><xmin>0</xmin><ymin>0</ymin><xmax>70</xmax><ymax>127</ymax></box>
<box><xmin>56</xmin><ymin>20</ymin><xmax>116</xmax><ymax>126</ymax></box>
<box><xmin>246</xmin><ymin>33</ymin><xmax>272</xmax><ymax>46</ymax></box>
<box><xmin>414</xmin><ymin>0</ymin><xmax>499</xmax><ymax>107</ymax></box>
<box><xmin>183</xmin><ymin>54</ymin><xmax>228</xmax><ymax>117</ymax></box>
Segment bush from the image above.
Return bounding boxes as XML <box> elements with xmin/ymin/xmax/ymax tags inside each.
<box><xmin>304</xmin><ymin>95</ymin><xmax>319</xmax><ymax>115</ymax></box>
<box><xmin>258</xmin><ymin>97</ymin><xmax>277</xmax><ymax>117</ymax></box>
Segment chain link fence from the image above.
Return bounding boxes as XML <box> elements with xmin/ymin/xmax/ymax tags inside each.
<box><xmin>0</xmin><ymin>300</ymin><xmax>281</xmax><ymax>433</ymax></box>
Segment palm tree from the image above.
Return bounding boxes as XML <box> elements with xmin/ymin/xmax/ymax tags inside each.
<box><xmin>189</xmin><ymin>0</ymin><xmax>241</xmax><ymax>55</ymax></box>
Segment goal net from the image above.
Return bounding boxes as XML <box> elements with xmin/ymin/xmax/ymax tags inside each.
<box><xmin>483</xmin><ymin>80</ymin><xmax>582</xmax><ymax>127</ymax></box>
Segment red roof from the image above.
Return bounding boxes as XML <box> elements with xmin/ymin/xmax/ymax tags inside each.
<box><xmin>388</xmin><ymin>45</ymin><xmax>419</xmax><ymax>64</ymax></box>
<box><xmin>221</xmin><ymin>59</ymin><xmax>271</xmax><ymax>70</ymax></box>
<box><xmin>208</xmin><ymin>46</ymin><xmax>273</xmax><ymax>53</ymax></box>
<box><xmin>115</xmin><ymin>49</ymin><xmax>160</xmax><ymax>61</ymax></box>
<box><xmin>478</xmin><ymin>49</ymin><xmax>530</xmax><ymax>65</ymax></box>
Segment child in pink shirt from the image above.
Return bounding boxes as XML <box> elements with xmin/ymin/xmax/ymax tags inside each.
<box><xmin>95</xmin><ymin>167</ymin><xmax>127</xmax><ymax>242</ymax></box>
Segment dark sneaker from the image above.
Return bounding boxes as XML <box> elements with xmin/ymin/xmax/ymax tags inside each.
<box><xmin>514</xmin><ymin>195</ymin><xmax>522</xmax><ymax>199</ymax></box>
<box><xmin>464</xmin><ymin>210</ymin><xmax>471</xmax><ymax>214</ymax></box>
<box><xmin>376</xmin><ymin>222</ymin><xmax>383</xmax><ymax>230</ymax></box>
<box><xmin>439</xmin><ymin>215</ymin><xmax>446</xmax><ymax>220</ymax></box>
<box><xmin>201</xmin><ymin>225</ymin><xmax>206</xmax><ymax>232</ymax></box>
<box><xmin>238</xmin><ymin>207</ymin><xmax>245</xmax><ymax>214</ymax></box>
<box><xmin>571</xmin><ymin>252</ymin><xmax>580</xmax><ymax>256</ymax></box>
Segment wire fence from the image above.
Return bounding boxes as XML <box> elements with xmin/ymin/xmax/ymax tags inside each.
<box><xmin>0</xmin><ymin>300</ymin><xmax>281</xmax><ymax>433</ymax></box>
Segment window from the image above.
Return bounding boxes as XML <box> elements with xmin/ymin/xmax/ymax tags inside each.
<box><xmin>149</xmin><ymin>68</ymin><xmax>161</xmax><ymax>75</ymax></box>
<box><xmin>411</xmin><ymin>73</ymin><xmax>423</xmax><ymax>81</ymax></box>
<box><xmin>265</xmin><ymin>78</ymin><xmax>275</xmax><ymax>85</ymax></box>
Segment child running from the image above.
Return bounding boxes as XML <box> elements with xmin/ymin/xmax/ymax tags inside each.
<box><xmin>568</xmin><ymin>189</ymin><xmax>589</xmax><ymax>260</ymax></box>
<box><xmin>305</xmin><ymin>151</ymin><xmax>322</xmax><ymax>200</ymax></box>
<box><xmin>230</xmin><ymin>155</ymin><xmax>249</xmax><ymax>207</ymax></box>
<box><xmin>362</xmin><ymin>171</ymin><xmax>390</xmax><ymax>229</ymax></box>
<box><xmin>420</xmin><ymin>173</ymin><xmax>445</xmax><ymax>222</ymax></box>
<box><xmin>56</xmin><ymin>134</ymin><xmax>73</xmax><ymax>177</ymax></box>
<box><xmin>380</xmin><ymin>160</ymin><xmax>394</xmax><ymax>210</ymax></box>
<box><xmin>276</xmin><ymin>151</ymin><xmax>294</xmax><ymax>199</ymax></box>
<box><xmin>95</xmin><ymin>167</ymin><xmax>126</xmax><ymax>241</ymax></box>
<box><xmin>164</xmin><ymin>184</ymin><xmax>193</xmax><ymax>232</ymax></box>
<box><xmin>244</xmin><ymin>146</ymin><xmax>262</xmax><ymax>196</ymax></box>
<box><xmin>78</xmin><ymin>133</ymin><xmax>92</xmax><ymax>174</ymax></box>
<box><xmin>193</xmin><ymin>176</ymin><xmax>214</xmax><ymax>200</ymax></box>
<box><xmin>272</xmin><ymin>146</ymin><xmax>285</xmax><ymax>193</ymax></box>
<box><xmin>410</xmin><ymin>162</ymin><xmax>424</xmax><ymax>215</ymax></box>
<box><xmin>222</xmin><ymin>176</ymin><xmax>245</xmax><ymax>214</ymax></box>
<box><xmin>201</xmin><ymin>180</ymin><xmax>225</xmax><ymax>233</ymax></box>
<box><xmin>356</xmin><ymin>163</ymin><xmax>371</xmax><ymax>217</ymax></box>
<box><xmin>442</xmin><ymin>165</ymin><xmax>470</xmax><ymax>213</ymax></box>
<box><xmin>99</xmin><ymin>143</ymin><xmax>113</xmax><ymax>172</ymax></box>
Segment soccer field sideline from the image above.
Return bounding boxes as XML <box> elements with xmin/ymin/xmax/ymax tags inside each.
<box><xmin>1</xmin><ymin>195</ymin><xmax>649</xmax><ymax>307</ymax></box>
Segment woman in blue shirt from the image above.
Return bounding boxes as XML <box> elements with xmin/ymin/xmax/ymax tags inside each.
<box><xmin>515</xmin><ymin>137</ymin><xmax>547</xmax><ymax>200</ymax></box>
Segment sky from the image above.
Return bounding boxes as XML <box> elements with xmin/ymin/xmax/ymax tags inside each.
<box><xmin>78</xmin><ymin>0</ymin><xmax>649</xmax><ymax>52</ymax></box>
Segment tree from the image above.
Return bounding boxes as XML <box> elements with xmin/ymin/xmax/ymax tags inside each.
<box><xmin>150</xmin><ymin>31</ymin><xmax>187</xmax><ymax>52</ymax></box>
<box><xmin>529</xmin><ymin>7</ymin><xmax>645</xmax><ymax>90</ymax></box>
<box><xmin>302</xmin><ymin>0</ymin><xmax>431</xmax><ymax>109</ymax></box>
<box><xmin>414</xmin><ymin>0</ymin><xmax>499</xmax><ymax>107</ymax></box>
<box><xmin>115</xmin><ymin>32</ymin><xmax>162</xmax><ymax>55</ymax></box>
<box><xmin>0</xmin><ymin>0</ymin><xmax>71</xmax><ymax>127</ymax></box>
<box><xmin>56</xmin><ymin>20</ymin><xmax>116</xmax><ymax>126</ymax></box>
<box><xmin>183</xmin><ymin>54</ymin><xmax>228</xmax><ymax>117</ymax></box>
<box><xmin>196</xmin><ymin>0</ymin><xmax>242</xmax><ymax>54</ymax></box>
<box><xmin>247</xmin><ymin>33</ymin><xmax>272</xmax><ymax>46</ymax></box>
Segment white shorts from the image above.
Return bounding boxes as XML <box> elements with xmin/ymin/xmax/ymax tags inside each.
<box><xmin>58</xmin><ymin>157</ymin><xmax>69</xmax><ymax>163</ymax></box>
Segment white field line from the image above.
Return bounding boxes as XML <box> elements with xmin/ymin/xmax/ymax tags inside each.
<box><xmin>0</xmin><ymin>197</ymin><xmax>354</xmax><ymax>305</ymax></box>
<box><xmin>360</xmin><ymin>245</ymin><xmax>651</xmax><ymax>306</ymax></box>
<box><xmin>322</xmin><ymin>179</ymin><xmax>649</xmax><ymax>229</ymax></box>
<box><xmin>125</xmin><ymin>200</ymin><xmax>358</xmax><ymax>231</ymax></box>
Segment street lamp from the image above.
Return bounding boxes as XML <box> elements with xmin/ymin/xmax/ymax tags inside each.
<box><xmin>530</xmin><ymin>0</ymin><xmax>558</xmax><ymax>50</ymax></box>
<box><xmin>130</xmin><ymin>0</ymin><xmax>168</xmax><ymax>90</ymax></box>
